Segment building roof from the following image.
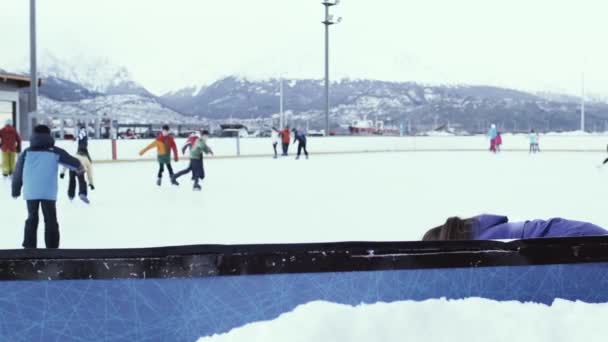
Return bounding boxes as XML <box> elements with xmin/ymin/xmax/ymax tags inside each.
<box><xmin>0</xmin><ymin>72</ymin><xmax>41</xmax><ymax>88</ymax></box>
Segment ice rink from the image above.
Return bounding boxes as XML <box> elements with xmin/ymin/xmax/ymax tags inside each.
<box><xmin>2</xmin><ymin>147</ymin><xmax>607</xmax><ymax>250</ymax></box>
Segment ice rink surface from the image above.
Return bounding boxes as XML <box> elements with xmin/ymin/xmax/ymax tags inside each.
<box><xmin>1</xmin><ymin>150</ymin><xmax>607</xmax><ymax>249</ymax></box>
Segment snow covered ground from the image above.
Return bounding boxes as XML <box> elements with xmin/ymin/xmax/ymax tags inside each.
<box><xmin>1</xmin><ymin>150</ymin><xmax>607</xmax><ymax>249</ymax></box>
<box><xmin>197</xmin><ymin>298</ymin><xmax>608</xmax><ymax>342</ymax></box>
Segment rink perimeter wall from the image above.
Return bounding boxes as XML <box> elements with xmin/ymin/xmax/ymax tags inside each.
<box><xmin>17</xmin><ymin>134</ymin><xmax>608</xmax><ymax>162</ymax></box>
<box><xmin>2</xmin><ymin>237</ymin><xmax>608</xmax><ymax>341</ymax></box>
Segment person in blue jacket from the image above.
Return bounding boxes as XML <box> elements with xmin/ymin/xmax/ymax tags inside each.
<box><xmin>12</xmin><ymin>125</ymin><xmax>83</xmax><ymax>249</ymax></box>
<box><xmin>292</xmin><ymin>128</ymin><xmax>309</xmax><ymax>160</ymax></box>
<box><xmin>422</xmin><ymin>214</ymin><xmax>608</xmax><ymax>241</ymax></box>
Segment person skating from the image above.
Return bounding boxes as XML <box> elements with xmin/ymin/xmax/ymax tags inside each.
<box><xmin>529</xmin><ymin>130</ymin><xmax>539</xmax><ymax>153</ymax></box>
<box><xmin>182</xmin><ymin>131</ymin><xmax>200</xmax><ymax>155</ymax></box>
<box><xmin>271</xmin><ymin>127</ymin><xmax>280</xmax><ymax>159</ymax></box>
<box><xmin>422</xmin><ymin>214</ymin><xmax>608</xmax><ymax>241</ymax></box>
<box><xmin>75</xmin><ymin>125</ymin><xmax>92</xmax><ymax>161</ymax></box>
<box><xmin>139</xmin><ymin>125</ymin><xmax>179</xmax><ymax>186</ymax></box>
<box><xmin>495</xmin><ymin>132</ymin><xmax>502</xmax><ymax>152</ymax></box>
<box><xmin>280</xmin><ymin>126</ymin><xmax>291</xmax><ymax>156</ymax></box>
<box><xmin>172</xmin><ymin>130</ymin><xmax>213</xmax><ymax>191</ymax></box>
<box><xmin>60</xmin><ymin>147</ymin><xmax>95</xmax><ymax>204</ymax></box>
<box><xmin>487</xmin><ymin>124</ymin><xmax>497</xmax><ymax>153</ymax></box>
<box><xmin>293</xmin><ymin>128</ymin><xmax>309</xmax><ymax>160</ymax></box>
<box><xmin>12</xmin><ymin>125</ymin><xmax>83</xmax><ymax>249</ymax></box>
<box><xmin>0</xmin><ymin>119</ymin><xmax>21</xmax><ymax>178</ymax></box>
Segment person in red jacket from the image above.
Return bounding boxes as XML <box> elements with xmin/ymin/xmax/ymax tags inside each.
<box><xmin>139</xmin><ymin>125</ymin><xmax>179</xmax><ymax>186</ymax></box>
<box><xmin>0</xmin><ymin>119</ymin><xmax>21</xmax><ymax>177</ymax></box>
<box><xmin>280</xmin><ymin>126</ymin><xmax>291</xmax><ymax>156</ymax></box>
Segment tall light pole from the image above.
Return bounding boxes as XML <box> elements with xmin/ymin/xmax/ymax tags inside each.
<box><xmin>279</xmin><ymin>77</ymin><xmax>284</xmax><ymax>128</ymax></box>
<box><xmin>322</xmin><ymin>1</ymin><xmax>341</xmax><ymax>135</ymax></box>
<box><xmin>30</xmin><ymin>0</ymin><xmax>38</xmax><ymax>113</ymax></box>
<box><xmin>581</xmin><ymin>71</ymin><xmax>585</xmax><ymax>132</ymax></box>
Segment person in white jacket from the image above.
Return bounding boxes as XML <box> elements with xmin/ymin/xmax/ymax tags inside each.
<box><xmin>271</xmin><ymin>127</ymin><xmax>280</xmax><ymax>159</ymax></box>
<box><xmin>60</xmin><ymin>147</ymin><xmax>94</xmax><ymax>203</ymax></box>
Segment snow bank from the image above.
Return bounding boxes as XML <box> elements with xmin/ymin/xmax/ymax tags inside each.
<box><xmin>198</xmin><ymin>298</ymin><xmax>608</xmax><ymax>341</ymax></box>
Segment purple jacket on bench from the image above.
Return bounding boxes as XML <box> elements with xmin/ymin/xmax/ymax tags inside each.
<box><xmin>473</xmin><ymin>215</ymin><xmax>608</xmax><ymax>240</ymax></box>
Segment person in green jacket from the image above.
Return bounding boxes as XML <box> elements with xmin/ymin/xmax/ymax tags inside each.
<box><xmin>172</xmin><ymin>130</ymin><xmax>213</xmax><ymax>191</ymax></box>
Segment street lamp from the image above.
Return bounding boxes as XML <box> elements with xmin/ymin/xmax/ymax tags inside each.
<box><xmin>30</xmin><ymin>0</ymin><xmax>38</xmax><ymax>113</ymax></box>
<box><xmin>322</xmin><ymin>0</ymin><xmax>341</xmax><ymax>136</ymax></box>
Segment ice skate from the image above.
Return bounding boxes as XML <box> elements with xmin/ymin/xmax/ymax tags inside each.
<box><xmin>156</xmin><ymin>178</ymin><xmax>162</xmax><ymax>186</ymax></box>
<box><xmin>79</xmin><ymin>194</ymin><xmax>90</xmax><ymax>204</ymax></box>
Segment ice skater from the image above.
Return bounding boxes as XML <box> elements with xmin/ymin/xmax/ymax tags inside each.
<box><xmin>75</xmin><ymin>125</ymin><xmax>92</xmax><ymax>161</ymax></box>
<box><xmin>293</xmin><ymin>128</ymin><xmax>309</xmax><ymax>160</ymax></box>
<box><xmin>182</xmin><ymin>131</ymin><xmax>200</xmax><ymax>155</ymax></box>
<box><xmin>60</xmin><ymin>147</ymin><xmax>95</xmax><ymax>204</ymax></box>
<box><xmin>487</xmin><ymin>124</ymin><xmax>497</xmax><ymax>153</ymax></box>
<box><xmin>0</xmin><ymin>119</ymin><xmax>21</xmax><ymax>178</ymax></box>
<box><xmin>172</xmin><ymin>130</ymin><xmax>213</xmax><ymax>191</ymax></box>
<box><xmin>495</xmin><ymin>131</ymin><xmax>503</xmax><ymax>152</ymax></box>
<box><xmin>271</xmin><ymin>127</ymin><xmax>280</xmax><ymax>159</ymax></box>
<box><xmin>529</xmin><ymin>130</ymin><xmax>540</xmax><ymax>153</ymax></box>
<box><xmin>422</xmin><ymin>214</ymin><xmax>608</xmax><ymax>241</ymax></box>
<box><xmin>12</xmin><ymin>125</ymin><xmax>84</xmax><ymax>249</ymax></box>
<box><xmin>280</xmin><ymin>126</ymin><xmax>291</xmax><ymax>156</ymax></box>
<box><xmin>139</xmin><ymin>125</ymin><xmax>179</xmax><ymax>186</ymax></box>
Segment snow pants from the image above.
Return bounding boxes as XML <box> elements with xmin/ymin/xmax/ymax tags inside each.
<box><xmin>22</xmin><ymin>200</ymin><xmax>60</xmax><ymax>249</ymax></box>
<box><xmin>1</xmin><ymin>151</ymin><xmax>16</xmax><ymax>176</ymax></box>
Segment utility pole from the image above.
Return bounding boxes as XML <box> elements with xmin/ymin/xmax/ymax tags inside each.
<box><xmin>322</xmin><ymin>1</ymin><xmax>341</xmax><ymax>135</ymax></box>
<box><xmin>30</xmin><ymin>0</ymin><xmax>38</xmax><ymax>113</ymax></box>
<box><xmin>581</xmin><ymin>71</ymin><xmax>585</xmax><ymax>132</ymax></box>
<box><xmin>279</xmin><ymin>77</ymin><xmax>284</xmax><ymax>128</ymax></box>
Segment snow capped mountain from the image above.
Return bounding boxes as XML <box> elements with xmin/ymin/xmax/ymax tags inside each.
<box><xmin>40</xmin><ymin>52</ymin><xmax>154</xmax><ymax>98</ymax></box>
<box><xmin>38</xmin><ymin>95</ymin><xmax>201</xmax><ymax>125</ymax></box>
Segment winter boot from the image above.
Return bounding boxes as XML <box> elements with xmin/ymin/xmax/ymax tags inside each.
<box><xmin>193</xmin><ymin>182</ymin><xmax>202</xmax><ymax>191</ymax></box>
<box><xmin>79</xmin><ymin>194</ymin><xmax>90</xmax><ymax>204</ymax></box>
<box><xmin>171</xmin><ymin>177</ymin><xmax>179</xmax><ymax>186</ymax></box>
<box><xmin>156</xmin><ymin>177</ymin><xmax>162</xmax><ymax>186</ymax></box>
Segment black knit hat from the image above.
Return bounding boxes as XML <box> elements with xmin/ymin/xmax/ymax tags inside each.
<box><xmin>34</xmin><ymin>125</ymin><xmax>51</xmax><ymax>134</ymax></box>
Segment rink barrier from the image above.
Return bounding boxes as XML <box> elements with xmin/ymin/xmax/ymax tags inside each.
<box><xmin>1</xmin><ymin>236</ymin><xmax>608</xmax><ymax>281</ymax></box>
<box><xmin>95</xmin><ymin>148</ymin><xmax>607</xmax><ymax>164</ymax></box>
<box><xmin>3</xmin><ymin>237</ymin><xmax>608</xmax><ymax>340</ymax></box>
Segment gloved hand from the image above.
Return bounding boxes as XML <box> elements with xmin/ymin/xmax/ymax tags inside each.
<box><xmin>89</xmin><ymin>184</ymin><xmax>95</xmax><ymax>190</ymax></box>
<box><xmin>59</xmin><ymin>173</ymin><xmax>65</xmax><ymax>179</ymax></box>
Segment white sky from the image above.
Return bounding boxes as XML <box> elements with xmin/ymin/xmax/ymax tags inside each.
<box><xmin>1</xmin><ymin>0</ymin><xmax>607</xmax><ymax>96</ymax></box>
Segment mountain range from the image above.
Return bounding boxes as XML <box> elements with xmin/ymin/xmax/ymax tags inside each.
<box><xmin>5</xmin><ymin>53</ymin><xmax>608</xmax><ymax>132</ymax></box>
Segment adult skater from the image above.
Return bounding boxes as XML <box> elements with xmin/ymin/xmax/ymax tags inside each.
<box><xmin>139</xmin><ymin>125</ymin><xmax>179</xmax><ymax>186</ymax></box>
<box><xmin>422</xmin><ymin>214</ymin><xmax>608</xmax><ymax>241</ymax></box>
<box><xmin>487</xmin><ymin>124</ymin><xmax>497</xmax><ymax>153</ymax></box>
<box><xmin>60</xmin><ymin>147</ymin><xmax>95</xmax><ymax>204</ymax></box>
<box><xmin>529</xmin><ymin>130</ymin><xmax>539</xmax><ymax>153</ymax></box>
<box><xmin>0</xmin><ymin>119</ymin><xmax>21</xmax><ymax>178</ymax></box>
<box><xmin>271</xmin><ymin>127</ymin><xmax>280</xmax><ymax>159</ymax></box>
<box><xmin>172</xmin><ymin>130</ymin><xmax>213</xmax><ymax>191</ymax></box>
<box><xmin>280</xmin><ymin>126</ymin><xmax>291</xmax><ymax>156</ymax></box>
<box><xmin>12</xmin><ymin>124</ymin><xmax>83</xmax><ymax>249</ymax></box>
<box><xmin>75</xmin><ymin>125</ymin><xmax>92</xmax><ymax>161</ymax></box>
<box><xmin>293</xmin><ymin>128</ymin><xmax>309</xmax><ymax>160</ymax></box>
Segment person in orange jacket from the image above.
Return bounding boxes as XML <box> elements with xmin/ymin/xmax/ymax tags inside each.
<box><xmin>280</xmin><ymin>126</ymin><xmax>291</xmax><ymax>156</ymax></box>
<box><xmin>139</xmin><ymin>125</ymin><xmax>179</xmax><ymax>186</ymax></box>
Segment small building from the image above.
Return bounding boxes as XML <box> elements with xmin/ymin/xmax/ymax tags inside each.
<box><xmin>0</xmin><ymin>71</ymin><xmax>37</xmax><ymax>137</ymax></box>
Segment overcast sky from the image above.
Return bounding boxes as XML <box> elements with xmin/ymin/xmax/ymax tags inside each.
<box><xmin>1</xmin><ymin>0</ymin><xmax>607</xmax><ymax>96</ymax></box>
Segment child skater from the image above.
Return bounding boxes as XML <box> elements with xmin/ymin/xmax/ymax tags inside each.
<box><xmin>139</xmin><ymin>125</ymin><xmax>179</xmax><ymax>186</ymax></box>
<box><xmin>529</xmin><ymin>129</ymin><xmax>539</xmax><ymax>154</ymax></box>
<box><xmin>60</xmin><ymin>147</ymin><xmax>94</xmax><ymax>204</ymax></box>
<box><xmin>172</xmin><ymin>130</ymin><xmax>213</xmax><ymax>191</ymax></box>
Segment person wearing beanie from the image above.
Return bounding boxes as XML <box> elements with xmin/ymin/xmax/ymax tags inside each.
<box><xmin>0</xmin><ymin>119</ymin><xmax>22</xmax><ymax>177</ymax></box>
<box><xmin>292</xmin><ymin>128</ymin><xmax>309</xmax><ymax>160</ymax></box>
<box><xmin>172</xmin><ymin>130</ymin><xmax>213</xmax><ymax>191</ymax></box>
<box><xmin>139</xmin><ymin>125</ymin><xmax>179</xmax><ymax>186</ymax></box>
<box><xmin>60</xmin><ymin>147</ymin><xmax>95</xmax><ymax>204</ymax></box>
<box><xmin>12</xmin><ymin>125</ymin><xmax>84</xmax><ymax>249</ymax></box>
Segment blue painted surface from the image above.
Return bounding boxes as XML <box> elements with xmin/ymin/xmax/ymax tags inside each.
<box><xmin>2</xmin><ymin>263</ymin><xmax>608</xmax><ymax>341</ymax></box>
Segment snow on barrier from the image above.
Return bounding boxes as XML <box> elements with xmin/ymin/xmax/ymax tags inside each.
<box><xmin>1</xmin><ymin>237</ymin><xmax>608</xmax><ymax>341</ymax></box>
<box><xmin>17</xmin><ymin>134</ymin><xmax>608</xmax><ymax>162</ymax></box>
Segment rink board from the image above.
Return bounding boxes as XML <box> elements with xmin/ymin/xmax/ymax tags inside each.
<box><xmin>1</xmin><ymin>237</ymin><xmax>608</xmax><ymax>341</ymax></box>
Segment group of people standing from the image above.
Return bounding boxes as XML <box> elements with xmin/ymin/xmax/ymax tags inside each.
<box><xmin>487</xmin><ymin>124</ymin><xmax>541</xmax><ymax>154</ymax></box>
<box><xmin>271</xmin><ymin>126</ymin><xmax>309</xmax><ymax>159</ymax></box>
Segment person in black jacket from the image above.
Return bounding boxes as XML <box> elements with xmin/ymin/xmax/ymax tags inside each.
<box><xmin>12</xmin><ymin>125</ymin><xmax>83</xmax><ymax>249</ymax></box>
<box><xmin>293</xmin><ymin>128</ymin><xmax>309</xmax><ymax>160</ymax></box>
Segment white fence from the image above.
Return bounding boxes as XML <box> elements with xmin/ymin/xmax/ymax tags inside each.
<box><xmin>19</xmin><ymin>134</ymin><xmax>608</xmax><ymax>162</ymax></box>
